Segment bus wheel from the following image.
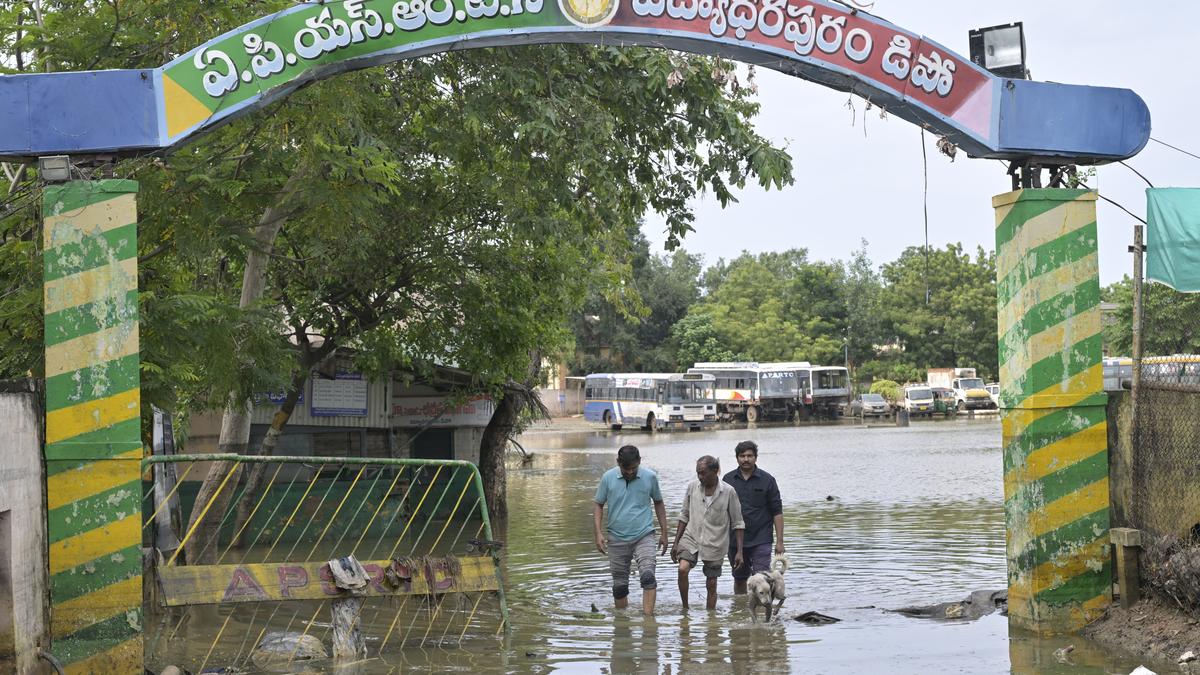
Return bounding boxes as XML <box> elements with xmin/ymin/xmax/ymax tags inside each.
<box><xmin>645</xmin><ymin>413</ymin><xmax>656</xmax><ymax>432</ymax></box>
<box><xmin>745</xmin><ymin>406</ymin><xmax>760</xmax><ymax>423</ymax></box>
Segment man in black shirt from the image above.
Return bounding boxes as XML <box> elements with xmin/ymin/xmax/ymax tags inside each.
<box><xmin>723</xmin><ymin>440</ymin><xmax>785</xmax><ymax>595</ymax></box>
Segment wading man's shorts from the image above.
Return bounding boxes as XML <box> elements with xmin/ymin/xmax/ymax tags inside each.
<box><xmin>677</xmin><ymin>549</ymin><xmax>723</xmax><ymax>578</ymax></box>
<box><xmin>730</xmin><ymin>542</ymin><xmax>773</xmax><ymax>581</ymax></box>
<box><xmin>608</xmin><ymin>531</ymin><xmax>658</xmax><ymax>599</ymax></box>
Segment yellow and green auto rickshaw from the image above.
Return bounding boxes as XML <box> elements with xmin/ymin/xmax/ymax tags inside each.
<box><xmin>931</xmin><ymin>387</ymin><xmax>957</xmax><ymax>416</ymax></box>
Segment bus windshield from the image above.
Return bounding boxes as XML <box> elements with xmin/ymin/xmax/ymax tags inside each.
<box><xmin>760</xmin><ymin>371</ymin><xmax>797</xmax><ymax>398</ymax></box>
<box><xmin>670</xmin><ymin>381</ymin><xmax>714</xmax><ymax>403</ymax></box>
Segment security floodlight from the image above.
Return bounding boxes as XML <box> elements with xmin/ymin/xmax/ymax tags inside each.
<box><xmin>969</xmin><ymin>22</ymin><xmax>1027</xmax><ymax>79</ymax></box>
<box><xmin>37</xmin><ymin>155</ymin><xmax>72</xmax><ymax>183</ymax></box>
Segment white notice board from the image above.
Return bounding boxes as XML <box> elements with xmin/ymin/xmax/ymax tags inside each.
<box><xmin>310</xmin><ymin>372</ymin><xmax>368</xmax><ymax>417</ymax></box>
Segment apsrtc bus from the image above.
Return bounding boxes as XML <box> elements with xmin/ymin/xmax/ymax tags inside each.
<box><xmin>583</xmin><ymin>373</ymin><xmax>717</xmax><ymax>431</ymax></box>
<box><xmin>686</xmin><ymin>362</ymin><xmax>796</xmax><ymax>422</ymax></box>
<box><xmin>759</xmin><ymin>362</ymin><xmax>851</xmax><ymax>418</ymax></box>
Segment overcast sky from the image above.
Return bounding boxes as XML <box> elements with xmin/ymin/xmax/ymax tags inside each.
<box><xmin>641</xmin><ymin>2</ymin><xmax>1200</xmax><ymax>285</ymax></box>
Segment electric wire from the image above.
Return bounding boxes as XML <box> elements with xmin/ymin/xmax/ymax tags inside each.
<box><xmin>1151</xmin><ymin>137</ymin><xmax>1200</xmax><ymax>162</ymax></box>
<box><xmin>1118</xmin><ymin>161</ymin><xmax>1155</xmax><ymax>189</ymax></box>
<box><xmin>920</xmin><ymin>129</ymin><xmax>930</xmax><ymax>305</ymax></box>
<box><xmin>1097</xmin><ymin>193</ymin><xmax>1148</xmax><ymax>225</ymax></box>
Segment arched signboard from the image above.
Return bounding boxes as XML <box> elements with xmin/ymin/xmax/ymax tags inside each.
<box><xmin>0</xmin><ymin>0</ymin><xmax>1149</xmax><ymax>162</ymax></box>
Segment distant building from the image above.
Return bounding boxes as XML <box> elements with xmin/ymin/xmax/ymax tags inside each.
<box><xmin>1100</xmin><ymin>301</ymin><xmax>1122</xmax><ymax>357</ymax></box>
<box><xmin>186</xmin><ymin>360</ymin><xmax>492</xmax><ymax>464</ymax></box>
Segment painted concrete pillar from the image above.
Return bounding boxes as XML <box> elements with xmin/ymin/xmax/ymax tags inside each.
<box><xmin>994</xmin><ymin>189</ymin><xmax>1111</xmax><ymax>634</ymax></box>
<box><xmin>42</xmin><ymin>180</ymin><xmax>143</xmax><ymax>672</ymax></box>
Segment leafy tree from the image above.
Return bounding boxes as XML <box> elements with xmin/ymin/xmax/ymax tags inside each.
<box><xmin>697</xmin><ymin>250</ymin><xmax>846</xmax><ymax>364</ymax></box>
<box><xmin>570</xmin><ymin>233</ymin><xmax>703</xmax><ymax>374</ymax></box>
<box><xmin>1</xmin><ymin>3</ymin><xmax>793</xmax><ymax>533</ymax></box>
<box><xmin>671</xmin><ymin>310</ymin><xmax>735</xmax><ymax>366</ymax></box>
<box><xmin>868</xmin><ymin>378</ymin><xmax>901</xmax><ymax>403</ymax></box>
<box><xmin>1104</xmin><ymin>277</ymin><xmax>1200</xmax><ymax>356</ymax></box>
<box><xmin>842</xmin><ymin>240</ymin><xmax>885</xmax><ymax>376</ymax></box>
<box><xmin>879</xmin><ymin>244</ymin><xmax>998</xmax><ymax>380</ymax></box>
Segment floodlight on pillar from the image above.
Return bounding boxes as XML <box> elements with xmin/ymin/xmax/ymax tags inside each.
<box><xmin>969</xmin><ymin>22</ymin><xmax>1028</xmax><ymax>79</ymax></box>
<box><xmin>37</xmin><ymin>155</ymin><xmax>72</xmax><ymax>183</ymax></box>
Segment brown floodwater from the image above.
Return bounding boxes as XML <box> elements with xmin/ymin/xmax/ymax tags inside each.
<box><xmin>150</xmin><ymin>417</ymin><xmax>1156</xmax><ymax>674</ymax></box>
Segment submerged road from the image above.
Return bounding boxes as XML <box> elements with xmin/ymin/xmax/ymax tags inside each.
<box><xmin>146</xmin><ymin>418</ymin><xmax>1153</xmax><ymax>673</ymax></box>
<box><xmin>491</xmin><ymin>419</ymin><xmax>1146</xmax><ymax>674</ymax></box>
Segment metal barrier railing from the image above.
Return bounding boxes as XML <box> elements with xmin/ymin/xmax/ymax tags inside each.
<box><xmin>142</xmin><ymin>454</ymin><xmax>507</xmax><ymax>672</ymax></box>
<box><xmin>1141</xmin><ymin>355</ymin><xmax>1200</xmax><ymax>390</ymax></box>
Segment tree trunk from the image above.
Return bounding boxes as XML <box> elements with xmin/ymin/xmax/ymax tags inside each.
<box><xmin>478</xmin><ymin>390</ymin><xmax>518</xmax><ymax>521</ymax></box>
<box><xmin>184</xmin><ymin>171</ymin><xmax>305</xmax><ymax>564</ymax></box>
<box><xmin>230</xmin><ymin>366</ymin><xmax>310</xmax><ymax>548</ymax></box>
<box><xmin>478</xmin><ymin>352</ymin><xmax>543</xmax><ymax>521</ymax></box>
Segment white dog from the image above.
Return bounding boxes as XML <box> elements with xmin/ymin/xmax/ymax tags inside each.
<box><xmin>746</xmin><ymin>555</ymin><xmax>788</xmax><ymax>623</ymax></box>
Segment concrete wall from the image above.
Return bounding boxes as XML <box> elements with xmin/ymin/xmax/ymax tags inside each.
<box><xmin>536</xmin><ymin>388</ymin><xmax>583</xmax><ymax>417</ymax></box>
<box><xmin>1106</xmin><ymin>392</ymin><xmax>1134</xmax><ymax>530</ymax></box>
<box><xmin>0</xmin><ymin>388</ymin><xmax>48</xmax><ymax>674</ymax></box>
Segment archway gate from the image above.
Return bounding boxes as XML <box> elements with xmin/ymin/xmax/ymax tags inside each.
<box><xmin>4</xmin><ymin>0</ymin><xmax>1150</xmax><ymax>671</ymax></box>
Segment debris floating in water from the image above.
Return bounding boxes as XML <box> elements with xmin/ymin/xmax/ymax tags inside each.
<box><xmin>892</xmin><ymin>590</ymin><xmax>1007</xmax><ymax>621</ymax></box>
<box><xmin>794</xmin><ymin>611</ymin><xmax>841</xmax><ymax>625</ymax></box>
<box><xmin>1053</xmin><ymin>644</ymin><xmax>1075</xmax><ymax>663</ymax></box>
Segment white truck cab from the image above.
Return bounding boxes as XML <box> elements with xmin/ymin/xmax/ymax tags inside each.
<box><xmin>903</xmin><ymin>385</ymin><xmax>934</xmax><ymax>416</ymax></box>
<box><xmin>928</xmin><ymin>368</ymin><xmax>995</xmax><ymax>412</ymax></box>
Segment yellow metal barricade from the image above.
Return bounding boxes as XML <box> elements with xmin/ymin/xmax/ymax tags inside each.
<box><xmin>141</xmin><ymin>454</ymin><xmax>507</xmax><ymax>672</ymax></box>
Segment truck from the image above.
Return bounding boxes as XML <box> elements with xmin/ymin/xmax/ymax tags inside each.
<box><xmin>927</xmin><ymin>368</ymin><xmax>995</xmax><ymax>412</ymax></box>
<box><xmin>902</xmin><ymin>384</ymin><xmax>934</xmax><ymax>416</ymax></box>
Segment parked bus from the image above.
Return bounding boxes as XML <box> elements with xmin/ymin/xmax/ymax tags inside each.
<box><xmin>583</xmin><ymin>373</ymin><xmax>717</xmax><ymax>431</ymax></box>
<box><xmin>686</xmin><ymin>362</ymin><xmax>793</xmax><ymax>422</ymax></box>
<box><xmin>759</xmin><ymin>362</ymin><xmax>851</xmax><ymax>418</ymax></box>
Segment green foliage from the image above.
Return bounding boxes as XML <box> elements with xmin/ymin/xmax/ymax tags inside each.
<box><xmin>572</xmin><ymin>233</ymin><xmax>704</xmax><ymax>373</ymax></box>
<box><xmin>671</xmin><ymin>310</ymin><xmax>735</xmax><ymax>367</ymax></box>
<box><xmin>858</xmin><ymin>358</ymin><xmax>924</xmax><ymax>386</ymax></box>
<box><xmin>869</xmin><ymin>379</ymin><xmax>901</xmax><ymax>403</ymax></box>
<box><xmin>0</xmin><ymin>4</ymin><xmax>794</xmax><ymax>423</ymax></box>
<box><xmin>568</xmin><ymin>241</ymin><xmax>1000</xmax><ymax>386</ymax></box>
<box><xmin>698</xmin><ymin>249</ymin><xmax>846</xmax><ymax>364</ymax></box>
<box><xmin>879</xmin><ymin>244</ymin><xmax>998</xmax><ymax>381</ymax></box>
<box><xmin>1104</xmin><ymin>277</ymin><xmax>1200</xmax><ymax>356</ymax></box>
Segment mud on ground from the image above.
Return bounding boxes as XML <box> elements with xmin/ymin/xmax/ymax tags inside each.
<box><xmin>1082</xmin><ymin>593</ymin><xmax>1200</xmax><ymax>665</ymax></box>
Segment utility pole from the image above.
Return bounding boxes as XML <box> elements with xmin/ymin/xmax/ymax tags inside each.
<box><xmin>1130</xmin><ymin>225</ymin><xmax>1145</xmax><ymax>396</ymax></box>
<box><xmin>1128</xmin><ymin>222</ymin><xmax>1145</xmax><ymax>529</ymax></box>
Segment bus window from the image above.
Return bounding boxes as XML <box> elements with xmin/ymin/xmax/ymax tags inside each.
<box><xmin>585</xmin><ymin>387</ymin><xmax>593</xmax><ymax>399</ymax></box>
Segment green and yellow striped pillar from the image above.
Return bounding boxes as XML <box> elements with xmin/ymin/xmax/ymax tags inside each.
<box><xmin>43</xmin><ymin>180</ymin><xmax>143</xmax><ymax>673</ymax></box>
<box><xmin>994</xmin><ymin>188</ymin><xmax>1110</xmax><ymax>635</ymax></box>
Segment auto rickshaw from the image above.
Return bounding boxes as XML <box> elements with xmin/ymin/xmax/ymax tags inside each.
<box><xmin>931</xmin><ymin>387</ymin><xmax>957</xmax><ymax>416</ymax></box>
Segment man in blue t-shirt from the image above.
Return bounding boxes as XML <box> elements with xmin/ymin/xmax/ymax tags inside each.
<box><xmin>593</xmin><ymin>445</ymin><xmax>669</xmax><ymax>615</ymax></box>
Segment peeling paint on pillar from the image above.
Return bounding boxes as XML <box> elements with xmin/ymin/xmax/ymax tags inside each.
<box><xmin>994</xmin><ymin>189</ymin><xmax>1111</xmax><ymax>634</ymax></box>
<box><xmin>42</xmin><ymin>180</ymin><xmax>143</xmax><ymax>673</ymax></box>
